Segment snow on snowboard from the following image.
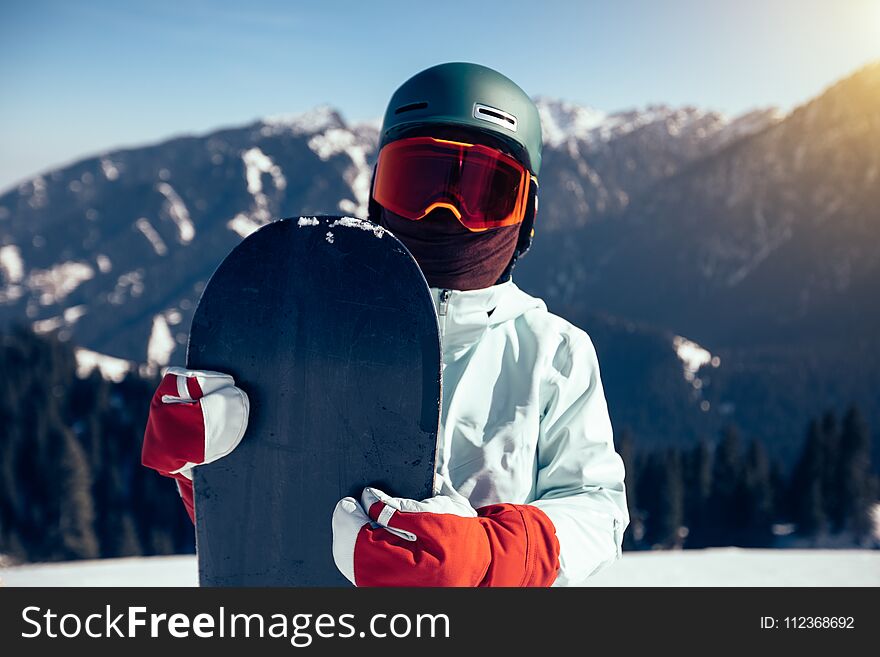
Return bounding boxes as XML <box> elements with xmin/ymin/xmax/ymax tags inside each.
<box><xmin>186</xmin><ymin>216</ymin><xmax>441</xmax><ymax>586</ymax></box>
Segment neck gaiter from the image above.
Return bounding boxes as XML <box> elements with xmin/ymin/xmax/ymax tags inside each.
<box><xmin>378</xmin><ymin>208</ymin><xmax>519</xmax><ymax>291</ymax></box>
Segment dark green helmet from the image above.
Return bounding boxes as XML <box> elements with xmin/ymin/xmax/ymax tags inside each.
<box><xmin>379</xmin><ymin>62</ymin><xmax>543</xmax><ymax>175</ymax></box>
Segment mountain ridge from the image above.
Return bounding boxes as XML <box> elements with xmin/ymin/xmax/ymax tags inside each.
<box><xmin>1</xmin><ymin>62</ymin><xmax>878</xmax><ymax>459</ymax></box>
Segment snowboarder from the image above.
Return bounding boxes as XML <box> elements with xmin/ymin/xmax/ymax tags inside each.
<box><xmin>142</xmin><ymin>62</ymin><xmax>629</xmax><ymax>586</ymax></box>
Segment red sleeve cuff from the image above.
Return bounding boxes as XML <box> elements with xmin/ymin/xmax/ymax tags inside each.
<box><xmin>476</xmin><ymin>503</ymin><xmax>560</xmax><ymax>587</ymax></box>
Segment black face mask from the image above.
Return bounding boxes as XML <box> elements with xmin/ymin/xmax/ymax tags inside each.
<box><xmin>378</xmin><ymin>207</ymin><xmax>520</xmax><ymax>291</ymax></box>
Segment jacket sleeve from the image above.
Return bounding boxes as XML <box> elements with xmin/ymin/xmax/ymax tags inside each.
<box><xmin>529</xmin><ymin>329</ymin><xmax>630</xmax><ymax>586</ymax></box>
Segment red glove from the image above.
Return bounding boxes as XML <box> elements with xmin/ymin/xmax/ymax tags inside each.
<box><xmin>141</xmin><ymin>367</ymin><xmax>249</xmax><ymax>522</ymax></box>
<box><xmin>332</xmin><ymin>486</ymin><xmax>560</xmax><ymax>587</ymax></box>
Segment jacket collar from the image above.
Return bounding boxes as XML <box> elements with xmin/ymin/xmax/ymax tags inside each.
<box><xmin>429</xmin><ymin>280</ymin><xmax>545</xmax><ymax>358</ymax></box>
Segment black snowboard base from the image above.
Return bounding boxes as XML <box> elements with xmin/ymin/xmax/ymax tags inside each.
<box><xmin>188</xmin><ymin>215</ymin><xmax>441</xmax><ymax>586</ymax></box>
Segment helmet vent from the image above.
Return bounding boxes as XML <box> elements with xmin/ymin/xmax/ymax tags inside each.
<box><xmin>394</xmin><ymin>101</ymin><xmax>428</xmax><ymax>114</ymax></box>
<box><xmin>473</xmin><ymin>103</ymin><xmax>517</xmax><ymax>132</ymax></box>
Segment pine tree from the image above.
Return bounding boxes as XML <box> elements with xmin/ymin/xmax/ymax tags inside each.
<box><xmin>768</xmin><ymin>459</ymin><xmax>787</xmax><ymax>526</ymax></box>
<box><xmin>617</xmin><ymin>429</ymin><xmax>642</xmax><ymax>550</ymax></box>
<box><xmin>743</xmin><ymin>440</ymin><xmax>774</xmax><ymax>546</ymax></box>
<box><xmin>0</xmin><ymin>326</ymin><xmax>193</xmax><ymax>562</ymax></box>
<box><xmin>655</xmin><ymin>448</ymin><xmax>685</xmax><ymax>548</ymax></box>
<box><xmin>820</xmin><ymin>411</ymin><xmax>843</xmax><ymax>532</ymax></box>
<box><xmin>791</xmin><ymin>419</ymin><xmax>827</xmax><ymax>539</ymax></box>
<box><xmin>635</xmin><ymin>452</ymin><xmax>660</xmax><ymax>547</ymax></box>
<box><xmin>838</xmin><ymin>406</ymin><xmax>875</xmax><ymax>543</ymax></box>
<box><xmin>706</xmin><ymin>426</ymin><xmax>744</xmax><ymax>546</ymax></box>
<box><xmin>636</xmin><ymin>448</ymin><xmax>685</xmax><ymax>549</ymax></box>
<box><xmin>54</xmin><ymin>423</ymin><xmax>99</xmax><ymax>559</ymax></box>
<box><xmin>0</xmin><ymin>341</ymin><xmax>20</xmax><ymax>557</ymax></box>
<box><xmin>683</xmin><ymin>438</ymin><xmax>712</xmax><ymax>548</ymax></box>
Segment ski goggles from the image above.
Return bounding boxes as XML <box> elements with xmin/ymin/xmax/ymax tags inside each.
<box><xmin>372</xmin><ymin>136</ymin><xmax>533</xmax><ymax>232</ymax></box>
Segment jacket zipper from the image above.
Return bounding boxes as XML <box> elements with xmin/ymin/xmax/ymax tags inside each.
<box><xmin>438</xmin><ymin>289</ymin><xmax>451</xmax><ymax>316</ymax></box>
<box><xmin>438</xmin><ymin>289</ymin><xmax>451</xmax><ymax>337</ymax></box>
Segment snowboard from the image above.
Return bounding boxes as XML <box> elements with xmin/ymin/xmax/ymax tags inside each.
<box><xmin>187</xmin><ymin>215</ymin><xmax>441</xmax><ymax>586</ymax></box>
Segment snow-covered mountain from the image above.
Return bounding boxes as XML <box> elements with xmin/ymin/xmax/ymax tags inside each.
<box><xmin>0</xmin><ymin>97</ymin><xmax>776</xmax><ymax>371</ymax></box>
<box><xmin>524</xmin><ymin>62</ymin><xmax>880</xmax><ymax>349</ymax></box>
<box><xmin>517</xmin><ymin>64</ymin><xmax>880</xmax><ymax>455</ymax></box>
<box><xmin>536</xmin><ymin>96</ymin><xmax>781</xmax><ymax>151</ymax></box>
<box><xmin>0</xmin><ymin>63</ymin><xmax>877</xmax><ymax>458</ymax></box>
<box><xmin>0</xmin><ymin>105</ymin><xmax>380</xmax><ymax>371</ymax></box>
<box><xmin>532</xmin><ymin>98</ymin><xmax>781</xmax><ymax>229</ymax></box>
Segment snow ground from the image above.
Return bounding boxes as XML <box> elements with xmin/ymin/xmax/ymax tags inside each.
<box><xmin>1</xmin><ymin>549</ymin><xmax>877</xmax><ymax>587</ymax></box>
<box><xmin>586</xmin><ymin>548</ymin><xmax>880</xmax><ymax>586</ymax></box>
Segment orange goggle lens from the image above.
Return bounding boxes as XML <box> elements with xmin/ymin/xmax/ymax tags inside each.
<box><xmin>372</xmin><ymin>137</ymin><xmax>531</xmax><ymax>232</ymax></box>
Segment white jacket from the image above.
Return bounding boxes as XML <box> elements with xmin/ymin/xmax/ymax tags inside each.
<box><xmin>430</xmin><ymin>279</ymin><xmax>629</xmax><ymax>586</ymax></box>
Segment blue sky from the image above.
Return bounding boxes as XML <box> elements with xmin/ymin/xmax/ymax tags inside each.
<box><xmin>1</xmin><ymin>0</ymin><xmax>879</xmax><ymax>191</ymax></box>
